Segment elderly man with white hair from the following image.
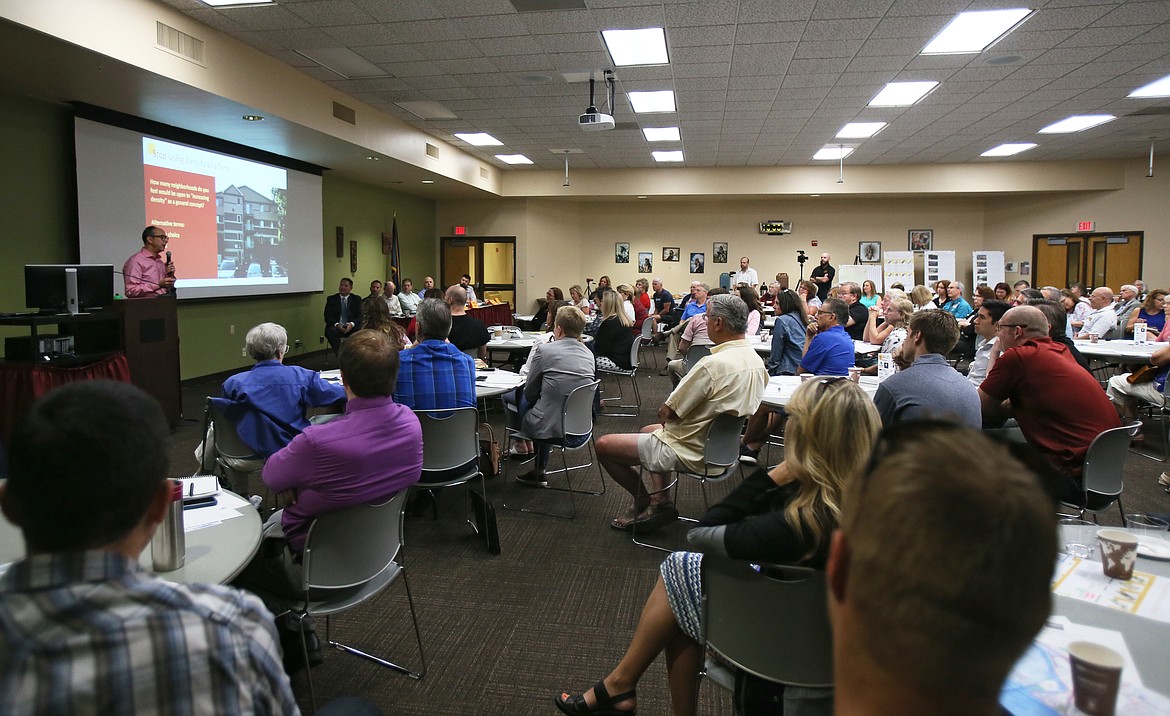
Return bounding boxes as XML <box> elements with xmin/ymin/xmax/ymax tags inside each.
<box><xmin>939</xmin><ymin>281</ymin><xmax>974</xmax><ymax>320</ymax></box>
<box><xmin>1074</xmin><ymin>286</ymin><xmax>1117</xmax><ymax>339</ymax></box>
<box><xmin>1114</xmin><ymin>283</ymin><xmax>1140</xmax><ymax>331</ymax></box>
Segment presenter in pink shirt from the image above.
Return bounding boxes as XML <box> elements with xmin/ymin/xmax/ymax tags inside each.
<box><xmin>122</xmin><ymin>226</ymin><xmax>176</xmax><ymax>297</ymax></box>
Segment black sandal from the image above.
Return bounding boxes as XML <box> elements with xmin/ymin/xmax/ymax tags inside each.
<box><xmin>554</xmin><ymin>680</ymin><xmax>636</xmax><ymax>715</ymax></box>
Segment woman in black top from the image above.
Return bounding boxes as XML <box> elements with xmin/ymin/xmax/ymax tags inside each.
<box><xmin>555</xmin><ymin>378</ymin><xmax>881</xmax><ymax>716</ymax></box>
<box><xmin>593</xmin><ymin>291</ymin><xmax>634</xmax><ymax>370</ymax></box>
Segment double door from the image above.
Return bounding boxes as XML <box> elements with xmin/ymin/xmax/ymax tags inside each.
<box><xmin>440</xmin><ymin>237</ymin><xmax>516</xmax><ymax>307</ymax></box>
<box><xmin>1033</xmin><ymin>232</ymin><xmax>1142</xmax><ymax>290</ymax></box>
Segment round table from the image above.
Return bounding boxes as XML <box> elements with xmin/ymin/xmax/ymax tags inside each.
<box><xmin>0</xmin><ymin>487</ymin><xmax>262</xmax><ymax>585</ymax></box>
<box><xmin>759</xmin><ymin>375</ymin><xmax>880</xmax><ymax>409</ymax></box>
<box><xmin>476</xmin><ymin>368</ymin><xmax>525</xmax><ymax>399</ymax></box>
<box><xmin>1075</xmin><ymin>339</ymin><xmax>1165</xmax><ymax>364</ymax></box>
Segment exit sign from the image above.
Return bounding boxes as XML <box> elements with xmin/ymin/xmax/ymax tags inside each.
<box><xmin>454</xmin><ymin>225</ymin><xmax>467</xmax><ymax>235</ymax></box>
<box><xmin>1077</xmin><ymin>221</ymin><xmax>1094</xmax><ymax>232</ymax></box>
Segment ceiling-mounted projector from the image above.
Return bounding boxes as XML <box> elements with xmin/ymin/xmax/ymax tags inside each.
<box><xmin>579</xmin><ymin>109</ymin><xmax>615</xmax><ymax>131</ymax></box>
<box><xmin>579</xmin><ymin>70</ymin><xmax>616</xmax><ymax>132</ymax></box>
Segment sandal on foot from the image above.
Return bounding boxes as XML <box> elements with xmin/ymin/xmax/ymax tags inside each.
<box><xmin>632</xmin><ymin>501</ymin><xmax>679</xmax><ymax>532</ymax></box>
<box><xmin>554</xmin><ymin>680</ymin><xmax>636</xmax><ymax>716</ymax></box>
<box><xmin>610</xmin><ymin>507</ymin><xmax>642</xmax><ymax>531</ymax></box>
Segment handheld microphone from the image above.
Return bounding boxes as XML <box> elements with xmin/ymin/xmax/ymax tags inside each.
<box><xmin>166</xmin><ymin>250</ymin><xmax>172</xmax><ymax>265</ymax></box>
<box><xmin>164</xmin><ymin>251</ymin><xmax>176</xmax><ymax>295</ymax></box>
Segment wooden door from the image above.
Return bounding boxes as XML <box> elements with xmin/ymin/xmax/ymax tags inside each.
<box><xmin>1033</xmin><ymin>232</ymin><xmax>1142</xmax><ymax>289</ymax></box>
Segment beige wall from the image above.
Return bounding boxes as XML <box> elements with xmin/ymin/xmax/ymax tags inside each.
<box><xmin>440</xmin><ymin>155</ymin><xmax>1170</xmax><ymax>306</ymax></box>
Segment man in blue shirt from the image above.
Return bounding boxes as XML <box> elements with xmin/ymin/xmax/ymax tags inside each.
<box><xmin>680</xmin><ymin>282</ymin><xmax>709</xmax><ymax>321</ymax></box>
<box><xmin>800</xmin><ymin>298</ymin><xmax>854</xmax><ymax>375</ymax></box>
<box><xmin>940</xmin><ymin>281</ymin><xmax>974</xmax><ymax>320</ymax></box>
<box><xmin>395</xmin><ymin>298</ymin><xmax>477</xmax><ymax>411</ymax></box>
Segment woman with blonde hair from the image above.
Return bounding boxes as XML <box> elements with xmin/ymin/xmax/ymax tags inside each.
<box><xmin>555</xmin><ymin>378</ymin><xmax>881</xmax><ymax>716</ymax></box>
<box><xmin>593</xmin><ymin>290</ymin><xmax>634</xmax><ymax>370</ymax></box>
<box><xmin>360</xmin><ymin>296</ymin><xmax>409</xmax><ymax>349</ymax></box>
<box><xmin>910</xmin><ymin>285</ymin><xmax>936</xmax><ymax>311</ymax></box>
<box><xmin>569</xmin><ymin>284</ymin><xmax>590</xmax><ymax>312</ymax></box>
<box><xmin>863</xmin><ymin>296</ymin><xmax>913</xmax><ymax>375</ymax></box>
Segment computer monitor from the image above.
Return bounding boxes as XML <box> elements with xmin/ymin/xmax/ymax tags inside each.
<box><xmin>24</xmin><ymin>264</ymin><xmax>115</xmax><ymax>314</ymax></box>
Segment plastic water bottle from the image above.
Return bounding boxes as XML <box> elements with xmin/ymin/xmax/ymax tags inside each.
<box><xmin>151</xmin><ymin>480</ymin><xmax>185</xmax><ymax>571</ymax></box>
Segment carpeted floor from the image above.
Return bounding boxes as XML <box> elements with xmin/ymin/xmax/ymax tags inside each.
<box><xmin>170</xmin><ymin>344</ymin><xmax>1170</xmax><ymax>715</ymax></box>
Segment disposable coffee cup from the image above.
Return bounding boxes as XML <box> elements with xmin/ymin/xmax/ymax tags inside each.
<box><xmin>1088</xmin><ymin>332</ymin><xmax>1100</xmax><ymax>343</ymax></box>
<box><xmin>1097</xmin><ymin>529</ymin><xmax>1138</xmax><ymax>580</ymax></box>
<box><xmin>847</xmin><ymin>366</ymin><xmax>862</xmax><ymax>383</ymax></box>
<box><xmin>800</xmin><ymin>373</ymin><xmax>817</xmax><ymax>383</ymax></box>
<box><xmin>1068</xmin><ymin>641</ymin><xmax>1123</xmax><ymax>716</ymax></box>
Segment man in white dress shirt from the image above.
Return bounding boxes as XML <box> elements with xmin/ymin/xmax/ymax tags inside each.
<box><xmin>1075</xmin><ymin>286</ymin><xmax>1116</xmax><ymax>340</ymax></box>
<box><xmin>730</xmin><ymin>256</ymin><xmax>758</xmax><ymax>290</ymax></box>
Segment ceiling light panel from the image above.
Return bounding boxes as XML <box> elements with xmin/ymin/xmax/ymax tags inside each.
<box><xmin>835</xmin><ymin>122</ymin><xmax>887</xmax><ymax>139</ymax></box>
<box><xmin>813</xmin><ymin>146</ymin><xmax>854</xmax><ymax>160</ymax></box>
<box><xmin>495</xmin><ymin>154</ymin><xmax>534</xmax><ymax>165</ymax></box>
<box><xmin>628</xmin><ymin>90</ymin><xmax>676</xmax><ymax>113</ymax></box>
<box><xmin>1037</xmin><ymin>115</ymin><xmax>1115</xmax><ymax>134</ymax></box>
<box><xmin>868</xmin><ymin>81</ymin><xmax>938</xmax><ymax>107</ymax></box>
<box><xmin>454</xmin><ymin>132</ymin><xmax>503</xmax><ymax>146</ymax></box>
<box><xmin>1130</xmin><ymin>74</ymin><xmax>1170</xmax><ymax>98</ymax></box>
<box><xmin>643</xmin><ymin>127</ymin><xmax>681</xmax><ymax>142</ymax></box>
<box><xmin>921</xmin><ymin>9</ymin><xmax>1034</xmax><ymax>55</ymax></box>
<box><xmin>652</xmin><ymin>150</ymin><xmax>684</xmax><ymax>162</ymax></box>
<box><xmin>602</xmin><ymin>28</ymin><xmax>669</xmax><ymax>67</ymax></box>
<box><xmin>981</xmin><ymin>143</ymin><xmax>1037</xmax><ymax>157</ymax></box>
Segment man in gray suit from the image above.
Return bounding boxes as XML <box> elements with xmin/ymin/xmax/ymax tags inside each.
<box><xmin>509</xmin><ymin>305</ymin><xmax>597</xmax><ymax>486</ymax></box>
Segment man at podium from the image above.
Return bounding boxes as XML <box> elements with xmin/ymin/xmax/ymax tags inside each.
<box><xmin>122</xmin><ymin>226</ymin><xmax>176</xmax><ymax>297</ymax></box>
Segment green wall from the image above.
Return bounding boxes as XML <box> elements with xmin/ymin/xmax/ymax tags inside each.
<box><xmin>0</xmin><ymin>89</ymin><xmax>436</xmax><ymax>379</ymax></box>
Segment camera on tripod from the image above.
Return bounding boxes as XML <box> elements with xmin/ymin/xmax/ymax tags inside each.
<box><xmin>796</xmin><ymin>250</ymin><xmax>808</xmax><ymax>265</ymax></box>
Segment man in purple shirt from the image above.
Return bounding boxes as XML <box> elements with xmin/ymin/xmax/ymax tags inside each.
<box><xmin>234</xmin><ymin>330</ymin><xmax>422</xmax><ymax>670</ymax></box>
<box><xmin>122</xmin><ymin>226</ymin><xmax>176</xmax><ymax>297</ymax></box>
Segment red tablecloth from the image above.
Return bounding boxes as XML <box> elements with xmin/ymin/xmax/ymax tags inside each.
<box><xmin>399</xmin><ymin>303</ymin><xmax>513</xmax><ymax>338</ymax></box>
<box><xmin>0</xmin><ymin>353</ymin><xmax>131</xmax><ymax>446</ymax></box>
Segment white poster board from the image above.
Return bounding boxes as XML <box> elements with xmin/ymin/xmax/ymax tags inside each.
<box><xmin>972</xmin><ymin>250</ymin><xmax>1005</xmax><ymax>289</ymax></box>
<box><xmin>839</xmin><ymin>264</ymin><xmax>883</xmax><ymax>292</ymax></box>
<box><xmin>924</xmin><ymin>250</ymin><xmax>956</xmax><ymax>285</ymax></box>
<box><xmin>883</xmin><ymin>251</ymin><xmax>916</xmax><ymax>290</ymax></box>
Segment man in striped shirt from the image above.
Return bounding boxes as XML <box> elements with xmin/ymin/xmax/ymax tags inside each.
<box><xmin>0</xmin><ymin>381</ymin><xmax>298</xmax><ymax>715</ymax></box>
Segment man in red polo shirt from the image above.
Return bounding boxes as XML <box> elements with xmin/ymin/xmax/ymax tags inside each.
<box><xmin>978</xmin><ymin>305</ymin><xmax>1120</xmax><ymax>501</ymax></box>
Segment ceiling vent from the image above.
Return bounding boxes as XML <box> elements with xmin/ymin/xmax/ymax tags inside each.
<box><xmin>156</xmin><ymin>22</ymin><xmax>205</xmax><ymax>66</ymax></box>
<box><xmin>426</xmin><ymin>143</ymin><xmax>440</xmax><ymax>159</ymax></box>
<box><xmin>332</xmin><ymin>101</ymin><xmax>356</xmax><ymax>125</ymax></box>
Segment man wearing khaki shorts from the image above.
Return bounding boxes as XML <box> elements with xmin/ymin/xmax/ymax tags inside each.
<box><xmin>596</xmin><ymin>294</ymin><xmax>767</xmax><ymax>531</ymax></box>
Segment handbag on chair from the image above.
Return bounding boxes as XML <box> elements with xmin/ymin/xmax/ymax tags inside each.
<box><xmin>479</xmin><ymin>422</ymin><xmax>501</xmax><ymax>478</ymax></box>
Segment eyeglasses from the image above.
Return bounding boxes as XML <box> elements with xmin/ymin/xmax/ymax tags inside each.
<box><xmin>816</xmin><ymin>310</ymin><xmax>833</xmax><ymax>316</ymax></box>
<box><xmin>998</xmin><ymin>323</ymin><xmax>1025</xmax><ymax>330</ymax></box>
<box><xmin>149</xmin><ymin>234</ymin><xmax>167</xmax><ymax>240</ymax></box>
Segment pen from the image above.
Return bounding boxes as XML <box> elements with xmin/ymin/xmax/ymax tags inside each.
<box><xmin>188</xmin><ymin>481</ymin><xmax>194</xmax><ymax>497</ymax></box>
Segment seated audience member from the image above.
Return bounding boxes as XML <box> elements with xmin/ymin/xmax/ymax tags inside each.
<box><xmin>1015</xmin><ymin>287</ymin><xmax>1045</xmax><ymax>305</ymax></box>
<box><xmin>324</xmin><ymin>277</ymin><xmax>362</xmax><ymax>352</ymax></box>
<box><xmin>650</xmin><ymin>278</ymin><xmax>676</xmax><ymax>331</ymax></box>
<box><xmin>932</xmin><ymin>280</ymin><xmax>950</xmax><ymax>308</ymax></box>
<box><xmin>979</xmin><ymin>306</ymin><xmax>1120</xmax><ymax>500</ymax></box>
<box><xmin>663</xmin><ymin>288</ymin><xmax>729</xmax><ymax>383</ymax></box>
<box><xmin>634</xmin><ymin>278</ymin><xmax>653</xmax><ymax>313</ymax></box>
<box><xmin>405</xmin><ymin>288</ymin><xmax>447</xmax><ymax>341</ymax></box>
<box><xmin>556</xmin><ymin>378</ymin><xmax>881</xmax><ymax>716</ymax></box>
<box><xmin>395</xmin><ymin>298</ymin><xmax>476</xmax><ymax>412</ymax></box>
<box><xmin>569</xmin><ymin>284</ymin><xmax>591</xmax><ymax>312</ymax></box>
<box><xmin>541</xmin><ymin>299</ymin><xmax>569</xmax><ymax>332</ymax></box>
<box><xmin>594</xmin><ymin>291</ymin><xmax>635</xmax><ymax>371</ymax></box>
<box><xmin>910</xmin><ymin>284</ymin><xmax>936</xmax><ymax>311</ymax></box>
<box><xmin>1013</xmin><ymin>278</ymin><xmax>1031</xmax><ymax>295</ymax></box>
<box><xmin>859</xmin><ymin>279</ymin><xmax>880</xmax><ymax>308</ymax></box>
<box><xmin>1114</xmin><ymin>283</ymin><xmax>1140</xmax><ymax>332</ymax></box>
<box><xmin>766</xmin><ymin>289</ymin><xmax>809</xmax><ymax>376</ymax></box>
<box><xmin>1074</xmin><ymin>286</ymin><xmax>1116</xmax><ymax>339</ymax></box>
<box><xmin>665</xmin><ymin>283</ymin><xmax>708</xmax><ymax>360</ymax></box>
<box><xmin>839</xmin><ymin>282</ymin><xmax>869</xmax><ymax>341</ymax></box>
<box><xmin>361</xmin><ymin>296</ymin><xmax>410</xmax><ymax>349</ymax></box>
<box><xmin>1031</xmin><ymin>299</ymin><xmax>1091</xmax><ymax>373</ymax></box>
<box><xmin>507</xmin><ymin>306</ymin><xmax>597</xmax><ymax>486</ymax></box>
<box><xmin>397</xmin><ymin>277</ymin><xmax>421</xmax><ymax>315</ymax></box>
<box><xmin>596</xmin><ymin>294</ymin><xmax>767</xmax><ymax>531</ymax></box>
<box><xmin>234</xmin><ymin>331</ymin><xmax>423</xmax><ymax>656</ymax></box>
<box><xmin>368</xmin><ymin>279</ymin><xmax>384</xmax><ymax>300</ymax></box>
<box><xmin>875</xmin><ymin>311</ymin><xmax>981</xmax><ymax>428</ymax></box>
<box><xmin>829</xmin><ymin>423</ymin><xmax>1057</xmax><ymax>716</ymax></box>
<box><xmin>201</xmin><ymin>322</ymin><xmax>346</xmax><ymax>483</ymax></box>
<box><xmin>800</xmin><ymin>298</ymin><xmax>853</xmax><ymax>376</ymax></box>
<box><xmin>954</xmin><ymin>285</ymin><xmax>995</xmax><ymax>359</ymax></box>
<box><xmin>1125</xmin><ymin>288</ymin><xmax>1167</xmax><ymax>338</ymax></box>
<box><xmin>939</xmin><ymin>281</ymin><xmax>974</xmax><ymax>319</ymax></box>
<box><xmin>993</xmin><ymin>282</ymin><xmax>1012</xmax><ymax>301</ymax></box>
<box><xmin>382</xmin><ymin>280</ymin><xmax>404</xmax><ymax>316</ymax></box>
<box><xmin>861</xmin><ymin>296</ymin><xmax>911</xmax><ymax>375</ymax></box>
<box><xmin>737</xmin><ymin>285</ymin><xmax>764</xmax><ymax>335</ymax></box>
<box><xmin>967</xmin><ymin>299</ymin><xmax>1011</xmax><ymax>386</ymax></box>
<box><xmin>1108</xmin><ymin>342</ymin><xmax>1170</xmax><ymax>445</ymax></box>
<box><xmin>591</xmin><ymin>275</ymin><xmax>612</xmax><ymax>303</ymax></box>
<box><xmin>760</xmin><ymin>281</ymin><xmax>781</xmax><ymax>308</ymax></box>
<box><xmin>616</xmin><ymin>284</ymin><xmax>642</xmax><ymax>326</ymax></box>
<box><xmin>0</xmin><ymin>381</ymin><xmax>297</xmax><ymax>712</ymax></box>
<box><xmin>445</xmin><ymin>285</ymin><xmax>490</xmax><ymax>358</ymax></box>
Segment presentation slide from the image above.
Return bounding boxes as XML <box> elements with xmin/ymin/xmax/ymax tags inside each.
<box><xmin>76</xmin><ymin>117</ymin><xmax>324</xmax><ymax>300</ymax></box>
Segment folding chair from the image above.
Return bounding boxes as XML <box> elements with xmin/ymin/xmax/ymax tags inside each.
<box><xmin>598</xmin><ymin>339</ymin><xmax>642</xmax><ymax>417</ymax></box>
<box><xmin>413</xmin><ymin>407</ymin><xmax>491</xmax><ymax>548</ymax></box>
<box><xmin>700</xmin><ymin>559</ymin><xmax>834</xmax><ymax>715</ymax></box>
<box><xmin>283</xmin><ymin>491</ymin><xmax>426</xmax><ymax>712</ymax></box>
<box><xmin>632</xmin><ymin>413</ymin><xmax>746</xmax><ymax>552</ymax></box>
<box><xmin>1058</xmin><ymin>421</ymin><xmax>1141</xmax><ymax>527</ymax></box>
<box><xmin>638</xmin><ymin>318</ymin><xmax>659</xmax><ymax>369</ymax></box>
<box><xmin>503</xmin><ymin>380</ymin><xmax>603</xmax><ymax>519</ymax></box>
<box><xmin>202</xmin><ymin>397</ymin><xmax>265</xmax><ymax>495</ymax></box>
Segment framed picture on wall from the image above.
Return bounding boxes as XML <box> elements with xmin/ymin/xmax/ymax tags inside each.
<box><xmin>908</xmin><ymin>230</ymin><xmax>933</xmax><ymax>251</ymax></box>
<box><xmin>663</xmin><ymin>247</ymin><xmax>680</xmax><ymax>262</ymax></box>
<box><xmin>615</xmin><ymin>242</ymin><xmax>630</xmax><ymax>263</ymax></box>
<box><xmin>859</xmin><ymin>241</ymin><xmax>881</xmax><ymax>263</ymax></box>
<box><xmin>638</xmin><ymin>252</ymin><xmax>653</xmax><ymax>273</ymax></box>
<box><xmin>690</xmin><ymin>252</ymin><xmax>705</xmax><ymax>273</ymax></box>
<box><xmin>713</xmin><ymin>242</ymin><xmax>728</xmax><ymax>263</ymax></box>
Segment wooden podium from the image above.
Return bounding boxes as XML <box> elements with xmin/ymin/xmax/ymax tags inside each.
<box><xmin>114</xmin><ymin>296</ymin><xmax>182</xmax><ymax>425</ymax></box>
